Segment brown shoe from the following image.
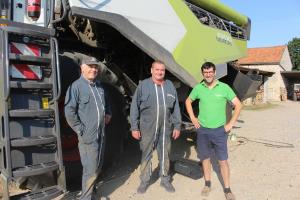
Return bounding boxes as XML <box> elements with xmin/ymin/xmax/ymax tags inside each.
<box><xmin>225</xmin><ymin>192</ymin><xmax>236</xmax><ymax>200</ymax></box>
<box><xmin>201</xmin><ymin>186</ymin><xmax>211</xmax><ymax>196</ymax></box>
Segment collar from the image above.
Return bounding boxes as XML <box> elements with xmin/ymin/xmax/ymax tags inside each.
<box><xmin>80</xmin><ymin>75</ymin><xmax>99</xmax><ymax>87</ymax></box>
<box><xmin>150</xmin><ymin>77</ymin><xmax>165</xmax><ymax>86</ymax></box>
<box><xmin>201</xmin><ymin>80</ymin><xmax>219</xmax><ymax>88</ymax></box>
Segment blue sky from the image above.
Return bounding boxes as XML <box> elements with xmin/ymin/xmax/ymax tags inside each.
<box><xmin>222</xmin><ymin>0</ymin><xmax>300</xmax><ymax>48</ymax></box>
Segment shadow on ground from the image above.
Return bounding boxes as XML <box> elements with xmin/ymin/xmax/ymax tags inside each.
<box><xmin>61</xmin><ymin>137</ymin><xmax>141</xmax><ymax>200</ymax></box>
<box><xmin>97</xmin><ymin>132</ymin><xmax>203</xmax><ymax>198</ymax></box>
<box><xmin>63</xmin><ymin>132</ymin><xmax>209</xmax><ymax>199</ymax></box>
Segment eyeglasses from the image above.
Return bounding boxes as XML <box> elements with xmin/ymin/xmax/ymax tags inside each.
<box><xmin>202</xmin><ymin>71</ymin><xmax>215</xmax><ymax>74</ymax></box>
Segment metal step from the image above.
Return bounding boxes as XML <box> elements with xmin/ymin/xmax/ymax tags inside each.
<box><xmin>9</xmin><ymin>53</ymin><xmax>51</xmax><ymax>65</ymax></box>
<box><xmin>11</xmin><ymin>135</ymin><xmax>57</xmax><ymax>147</ymax></box>
<box><xmin>9</xmin><ymin>109</ymin><xmax>54</xmax><ymax>118</ymax></box>
<box><xmin>12</xmin><ymin>161</ymin><xmax>59</xmax><ymax>178</ymax></box>
<box><xmin>10</xmin><ymin>81</ymin><xmax>53</xmax><ymax>89</ymax></box>
<box><xmin>11</xmin><ymin>185</ymin><xmax>64</xmax><ymax>200</ymax></box>
<box><xmin>0</xmin><ymin>19</ymin><xmax>55</xmax><ymax>38</ymax></box>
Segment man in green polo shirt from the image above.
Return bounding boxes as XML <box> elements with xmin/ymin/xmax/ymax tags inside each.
<box><xmin>185</xmin><ymin>62</ymin><xmax>242</xmax><ymax>200</ymax></box>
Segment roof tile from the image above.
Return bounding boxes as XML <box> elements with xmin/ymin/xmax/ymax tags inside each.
<box><xmin>238</xmin><ymin>45</ymin><xmax>286</xmax><ymax>65</ymax></box>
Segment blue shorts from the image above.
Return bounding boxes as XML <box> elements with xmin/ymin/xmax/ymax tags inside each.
<box><xmin>196</xmin><ymin>126</ymin><xmax>228</xmax><ymax>161</ymax></box>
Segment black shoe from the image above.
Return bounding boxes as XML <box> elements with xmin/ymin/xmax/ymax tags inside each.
<box><xmin>160</xmin><ymin>181</ymin><xmax>175</xmax><ymax>193</ymax></box>
<box><xmin>137</xmin><ymin>182</ymin><xmax>149</xmax><ymax>194</ymax></box>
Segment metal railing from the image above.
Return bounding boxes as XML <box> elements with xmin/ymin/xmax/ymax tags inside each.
<box><xmin>185</xmin><ymin>1</ymin><xmax>247</xmax><ymax>40</ymax></box>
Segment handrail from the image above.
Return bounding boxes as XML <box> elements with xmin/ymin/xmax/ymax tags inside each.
<box><xmin>52</xmin><ymin>37</ymin><xmax>61</xmax><ymax>101</ymax></box>
<box><xmin>3</xmin><ymin>31</ymin><xmax>10</xmax><ymax>100</ymax></box>
<box><xmin>188</xmin><ymin>0</ymin><xmax>248</xmax><ymax>27</ymax></box>
<box><xmin>186</xmin><ymin>1</ymin><xmax>247</xmax><ymax>40</ymax></box>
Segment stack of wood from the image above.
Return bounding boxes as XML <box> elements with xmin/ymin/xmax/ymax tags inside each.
<box><xmin>254</xmin><ymin>85</ymin><xmax>264</xmax><ymax>104</ymax></box>
<box><xmin>280</xmin><ymin>87</ymin><xmax>287</xmax><ymax>101</ymax></box>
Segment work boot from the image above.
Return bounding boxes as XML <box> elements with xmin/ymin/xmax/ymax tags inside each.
<box><xmin>137</xmin><ymin>182</ymin><xmax>149</xmax><ymax>194</ymax></box>
<box><xmin>160</xmin><ymin>181</ymin><xmax>175</xmax><ymax>193</ymax></box>
<box><xmin>201</xmin><ymin>186</ymin><xmax>211</xmax><ymax>196</ymax></box>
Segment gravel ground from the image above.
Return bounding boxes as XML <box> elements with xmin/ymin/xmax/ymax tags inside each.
<box><xmin>97</xmin><ymin>100</ymin><xmax>300</xmax><ymax>200</ymax></box>
<box><xmin>2</xmin><ymin>101</ymin><xmax>300</xmax><ymax>200</ymax></box>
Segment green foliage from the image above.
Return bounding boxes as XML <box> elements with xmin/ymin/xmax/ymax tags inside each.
<box><xmin>288</xmin><ymin>38</ymin><xmax>300</xmax><ymax>71</ymax></box>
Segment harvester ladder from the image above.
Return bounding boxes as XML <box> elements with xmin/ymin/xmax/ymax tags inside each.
<box><xmin>0</xmin><ymin>19</ymin><xmax>66</xmax><ymax>199</ymax></box>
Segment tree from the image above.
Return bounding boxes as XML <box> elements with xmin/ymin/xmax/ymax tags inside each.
<box><xmin>288</xmin><ymin>38</ymin><xmax>300</xmax><ymax>71</ymax></box>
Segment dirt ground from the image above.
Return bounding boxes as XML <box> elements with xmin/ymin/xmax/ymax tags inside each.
<box><xmin>1</xmin><ymin>101</ymin><xmax>300</xmax><ymax>200</ymax></box>
<box><xmin>96</xmin><ymin>100</ymin><xmax>300</xmax><ymax>200</ymax></box>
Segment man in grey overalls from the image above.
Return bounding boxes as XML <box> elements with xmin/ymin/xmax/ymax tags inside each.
<box><xmin>130</xmin><ymin>60</ymin><xmax>181</xmax><ymax>193</ymax></box>
<box><xmin>64</xmin><ymin>56</ymin><xmax>111</xmax><ymax>200</ymax></box>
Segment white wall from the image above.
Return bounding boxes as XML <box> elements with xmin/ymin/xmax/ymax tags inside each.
<box><xmin>280</xmin><ymin>47</ymin><xmax>293</xmax><ymax>71</ymax></box>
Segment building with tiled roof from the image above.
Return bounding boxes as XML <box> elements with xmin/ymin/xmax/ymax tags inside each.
<box><xmin>237</xmin><ymin>45</ymin><xmax>293</xmax><ymax>102</ymax></box>
<box><xmin>238</xmin><ymin>45</ymin><xmax>286</xmax><ymax>65</ymax></box>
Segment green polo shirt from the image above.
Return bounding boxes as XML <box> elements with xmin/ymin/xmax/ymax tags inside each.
<box><xmin>189</xmin><ymin>80</ymin><xmax>236</xmax><ymax>128</ymax></box>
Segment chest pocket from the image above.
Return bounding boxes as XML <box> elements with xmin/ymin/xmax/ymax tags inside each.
<box><xmin>166</xmin><ymin>93</ymin><xmax>176</xmax><ymax>109</ymax></box>
<box><xmin>78</xmin><ymin>94</ymin><xmax>90</xmax><ymax>112</ymax></box>
<box><xmin>140</xmin><ymin>93</ymin><xmax>150</xmax><ymax>110</ymax></box>
<box><xmin>80</xmin><ymin>95</ymin><xmax>90</xmax><ymax>104</ymax></box>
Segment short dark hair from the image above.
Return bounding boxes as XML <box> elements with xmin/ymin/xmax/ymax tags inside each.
<box><xmin>152</xmin><ymin>60</ymin><xmax>165</xmax><ymax>68</ymax></box>
<box><xmin>201</xmin><ymin>62</ymin><xmax>216</xmax><ymax>72</ymax></box>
